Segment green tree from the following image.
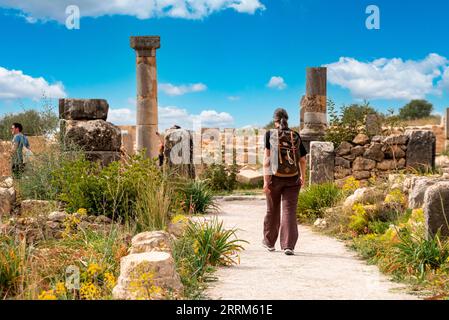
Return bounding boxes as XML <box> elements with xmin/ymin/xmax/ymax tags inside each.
<box><xmin>341</xmin><ymin>102</ymin><xmax>380</xmax><ymax>124</ymax></box>
<box><xmin>0</xmin><ymin>107</ymin><xmax>59</xmax><ymax>140</ymax></box>
<box><xmin>399</xmin><ymin>99</ymin><xmax>433</xmax><ymax>120</ymax></box>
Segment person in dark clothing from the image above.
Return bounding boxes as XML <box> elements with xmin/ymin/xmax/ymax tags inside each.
<box><xmin>10</xmin><ymin>122</ymin><xmax>30</xmax><ymax>179</ymax></box>
<box><xmin>262</xmin><ymin>108</ymin><xmax>308</xmax><ymax>256</ymax></box>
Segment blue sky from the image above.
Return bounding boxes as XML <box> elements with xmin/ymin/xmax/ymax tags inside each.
<box><xmin>0</xmin><ymin>0</ymin><xmax>448</xmax><ymax>129</ymax></box>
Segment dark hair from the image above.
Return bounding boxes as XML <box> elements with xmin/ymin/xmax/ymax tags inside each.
<box><xmin>273</xmin><ymin>108</ymin><xmax>289</xmax><ymax>130</ymax></box>
<box><xmin>12</xmin><ymin>123</ymin><xmax>23</xmax><ymax>132</ymax></box>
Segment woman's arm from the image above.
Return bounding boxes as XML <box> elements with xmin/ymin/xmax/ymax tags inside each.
<box><xmin>263</xmin><ymin>148</ymin><xmax>271</xmax><ymax>192</ymax></box>
<box><xmin>298</xmin><ymin>156</ymin><xmax>307</xmax><ymax>186</ymax></box>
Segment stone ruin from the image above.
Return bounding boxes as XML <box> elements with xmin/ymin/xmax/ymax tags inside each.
<box><xmin>59</xmin><ymin>99</ymin><xmax>122</xmax><ymax>166</ymax></box>
<box><xmin>309</xmin><ymin>130</ymin><xmax>437</xmax><ymax>185</ymax></box>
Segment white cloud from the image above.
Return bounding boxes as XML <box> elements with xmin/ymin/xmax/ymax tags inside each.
<box><xmin>160</xmin><ymin>83</ymin><xmax>207</xmax><ymax>96</ymax></box>
<box><xmin>0</xmin><ymin>0</ymin><xmax>265</xmax><ymax>23</ymax></box>
<box><xmin>108</xmin><ymin>108</ymin><xmax>136</xmax><ymax>125</ymax></box>
<box><xmin>0</xmin><ymin>66</ymin><xmax>66</xmax><ymax>100</ymax></box>
<box><xmin>440</xmin><ymin>66</ymin><xmax>449</xmax><ymax>91</ymax></box>
<box><xmin>227</xmin><ymin>96</ymin><xmax>240</xmax><ymax>101</ymax></box>
<box><xmin>108</xmin><ymin>104</ymin><xmax>234</xmax><ymax>129</ymax></box>
<box><xmin>325</xmin><ymin>53</ymin><xmax>449</xmax><ymax>100</ymax></box>
<box><xmin>267</xmin><ymin>76</ymin><xmax>287</xmax><ymax>90</ymax></box>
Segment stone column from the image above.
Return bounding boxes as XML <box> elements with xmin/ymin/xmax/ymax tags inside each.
<box><xmin>130</xmin><ymin>36</ymin><xmax>160</xmax><ymax>159</ymax></box>
<box><xmin>300</xmin><ymin>67</ymin><xmax>327</xmax><ymax>153</ymax></box>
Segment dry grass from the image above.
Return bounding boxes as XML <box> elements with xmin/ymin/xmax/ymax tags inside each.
<box><xmin>403</xmin><ymin>116</ymin><xmax>442</xmax><ymax>127</ymax></box>
<box><xmin>0</xmin><ymin>141</ymin><xmax>11</xmax><ymax>177</ymax></box>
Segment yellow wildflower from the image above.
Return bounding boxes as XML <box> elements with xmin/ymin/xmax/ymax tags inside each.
<box><xmin>87</xmin><ymin>263</ymin><xmax>102</xmax><ymax>277</ymax></box>
<box><xmin>55</xmin><ymin>282</ymin><xmax>66</xmax><ymax>296</ymax></box>
<box><xmin>342</xmin><ymin>176</ymin><xmax>360</xmax><ymax>194</ymax></box>
<box><xmin>80</xmin><ymin>282</ymin><xmax>101</xmax><ymax>300</ymax></box>
<box><xmin>38</xmin><ymin>290</ymin><xmax>57</xmax><ymax>300</ymax></box>
<box><xmin>171</xmin><ymin>214</ymin><xmax>188</xmax><ymax>224</ymax></box>
<box><xmin>77</xmin><ymin>208</ymin><xmax>88</xmax><ymax>216</ymax></box>
<box><xmin>104</xmin><ymin>272</ymin><xmax>116</xmax><ymax>289</ymax></box>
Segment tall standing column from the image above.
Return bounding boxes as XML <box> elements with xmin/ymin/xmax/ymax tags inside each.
<box><xmin>300</xmin><ymin>67</ymin><xmax>327</xmax><ymax>153</ymax></box>
<box><xmin>130</xmin><ymin>36</ymin><xmax>160</xmax><ymax>159</ymax></box>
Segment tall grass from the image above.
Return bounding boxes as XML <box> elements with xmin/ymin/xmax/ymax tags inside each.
<box><xmin>132</xmin><ymin>178</ymin><xmax>172</xmax><ymax>233</ymax></box>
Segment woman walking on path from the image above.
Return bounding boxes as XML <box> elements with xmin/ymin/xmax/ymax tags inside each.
<box><xmin>262</xmin><ymin>108</ymin><xmax>308</xmax><ymax>256</ymax></box>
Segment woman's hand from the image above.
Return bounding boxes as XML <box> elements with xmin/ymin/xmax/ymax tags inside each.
<box><xmin>299</xmin><ymin>175</ymin><xmax>304</xmax><ymax>186</ymax></box>
<box><xmin>263</xmin><ymin>179</ymin><xmax>270</xmax><ymax>194</ymax></box>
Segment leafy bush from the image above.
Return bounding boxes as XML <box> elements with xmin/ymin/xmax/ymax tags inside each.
<box><xmin>177</xmin><ymin>181</ymin><xmax>219</xmax><ymax>214</ymax></box>
<box><xmin>201</xmin><ymin>164</ymin><xmax>238</xmax><ymax>192</ymax></box>
<box><xmin>399</xmin><ymin>99</ymin><xmax>433</xmax><ymax>120</ymax></box>
<box><xmin>297</xmin><ymin>183</ymin><xmax>342</xmax><ymax>222</ymax></box>
<box><xmin>324</xmin><ymin>100</ymin><xmax>380</xmax><ymax>147</ymax></box>
<box><xmin>0</xmin><ymin>104</ymin><xmax>58</xmax><ymax>140</ymax></box>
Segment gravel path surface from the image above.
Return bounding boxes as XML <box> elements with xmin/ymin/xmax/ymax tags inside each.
<box><xmin>205</xmin><ymin>199</ymin><xmax>420</xmax><ymax>300</ymax></box>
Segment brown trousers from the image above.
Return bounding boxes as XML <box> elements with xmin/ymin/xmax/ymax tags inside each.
<box><xmin>264</xmin><ymin>175</ymin><xmax>301</xmax><ymax>250</ymax></box>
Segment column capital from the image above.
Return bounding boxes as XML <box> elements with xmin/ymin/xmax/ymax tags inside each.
<box><xmin>130</xmin><ymin>36</ymin><xmax>160</xmax><ymax>50</ymax></box>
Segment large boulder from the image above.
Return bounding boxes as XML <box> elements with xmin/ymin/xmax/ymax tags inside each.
<box><xmin>384</xmin><ymin>145</ymin><xmax>406</xmax><ymax>159</ymax></box>
<box><xmin>408</xmin><ymin>176</ymin><xmax>444</xmax><ymax>209</ymax></box>
<box><xmin>61</xmin><ymin>120</ymin><xmax>122</xmax><ymax>152</ymax></box>
<box><xmin>405</xmin><ymin>130</ymin><xmax>436</xmax><ymax>170</ymax></box>
<box><xmin>112</xmin><ymin>252</ymin><xmax>183</xmax><ymax>300</ymax></box>
<box><xmin>423</xmin><ymin>182</ymin><xmax>449</xmax><ymax>239</ymax></box>
<box><xmin>236</xmin><ymin>169</ymin><xmax>263</xmax><ymax>186</ymax></box>
<box><xmin>309</xmin><ymin>142</ymin><xmax>335</xmax><ymax>185</ymax></box>
<box><xmin>85</xmin><ymin>151</ymin><xmax>121</xmax><ymax>166</ymax></box>
<box><xmin>59</xmin><ymin>99</ymin><xmax>109</xmax><ymax>121</ymax></box>
<box><xmin>130</xmin><ymin>231</ymin><xmax>172</xmax><ymax>254</ymax></box>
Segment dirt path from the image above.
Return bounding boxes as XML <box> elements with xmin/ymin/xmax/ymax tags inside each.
<box><xmin>205</xmin><ymin>199</ymin><xmax>419</xmax><ymax>300</ymax></box>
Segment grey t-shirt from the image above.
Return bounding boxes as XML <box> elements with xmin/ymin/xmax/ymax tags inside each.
<box><xmin>12</xmin><ymin>133</ymin><xmax>30</xmax><ymax>164</ymax></box>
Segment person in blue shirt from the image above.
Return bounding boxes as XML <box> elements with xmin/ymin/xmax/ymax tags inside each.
<box><xmin>10</xmin><ymin>122</ymin><xmax>30</xmax><ymax>178</ymax></box>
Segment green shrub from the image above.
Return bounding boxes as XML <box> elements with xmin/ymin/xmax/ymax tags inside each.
<box><xmin>201</xmin><ymin>164</ymin><xmax>238</xmax><ymax>192</ymax></box>
<box><xmin>368</xmin><ymin>220</ymin><xmax>391</xmax><ymax>235</ymax></box>
<box><xmin>297</xmin><ymin>182</ymin><xmax>342</xmax><ymax>223</ymax></box>
<box><xmin>172</xmin><ymin>218</ymin><xmax>247</xmax><ymax>297</ymax></box>
<box><xmin>393</xmin><ymin>229</ymin><xmax>449</xmax><ymax>279</ymax></box>
<box><xmin>178</xmin><ymin>181</ymin><xmax>219</xmax><ymax>214</ymax></box>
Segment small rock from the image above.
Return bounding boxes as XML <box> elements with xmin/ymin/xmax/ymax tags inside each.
<box><xmin>351</xmin><ymin>146</ymin><xmax>366</xmax><ymax>157</ymax></box>
<box><xmin>377</xmin><ymin>158</ymin><xmax>406</xmax><ymax>171</ymax></box>
<box><xmin>353</xmin><ymin>157</ymin><xmax>376</xmax><ymax>171</ymax></box>
<box><xmin>95</xmin><ymin>215</ymin><xmax>112</xmax><ymax>224</ymax></box>
<box><xmin>363</xmin><ymin>143</ymin><xmax>384</xmax><ymax>162</ymax></box>
<box><xmin>336</xmin><ymin>141</ymin><xmax>353</xmax><ymax>156</ymax></box>
<box><xmin>313</xmin><ymin>218</ymin><xmax>328</xmax><ymax>229</ymax></box>
<box><xmin>383</xmin><ymin>134</ymin><xmax>408</xmax><ymax>145</ymax></box>
<box><xmin>335</xmin><ymin>157</ymin><xmax>351</xmax><ymax>169</ymax></box>
<box><xmin>353</xmin><ymin>171</ymin><xmax>371</xmax><ymax>180</ymax></box>
<box><xmin>353</xmin><ymin>134</ymin><xmax>370</xmax><ymax>146</ymax></box>
<box><xmin>48</xmin><ymin>211</ymin><xmax>68</xmax><ymax>222</ymax></box>
<box><xmin>384</xmin><ymin>145</ymin><xmax>406</xmax><ymax>159</ymax></box>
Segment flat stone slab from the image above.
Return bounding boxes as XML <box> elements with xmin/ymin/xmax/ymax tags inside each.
<box><xmin>59</xmin><ymin>99</ymin><xmax>109</xmax><ymax>121</ymax></box>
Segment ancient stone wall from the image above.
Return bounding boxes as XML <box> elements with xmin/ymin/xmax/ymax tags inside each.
<box><xmin>311</xmin><ymin>130</ymin><xmax>437</xmax><ymax>185</ymax></box>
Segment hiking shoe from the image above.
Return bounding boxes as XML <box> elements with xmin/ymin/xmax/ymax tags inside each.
<box><xmin>262</xmin><ymin>241</ymin><xmax>275</xmax><ymax>252</ymax></box>
<box><xmin>284</xmin><ymin>249</ymin><xmax>294</xmax><ymax>256</ymax></box>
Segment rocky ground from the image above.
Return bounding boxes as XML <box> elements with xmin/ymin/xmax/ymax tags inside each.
<box><xmin>205</xmin><ymin>199</ymin><xmax>420</xmax><ymax>300</ymax></box>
